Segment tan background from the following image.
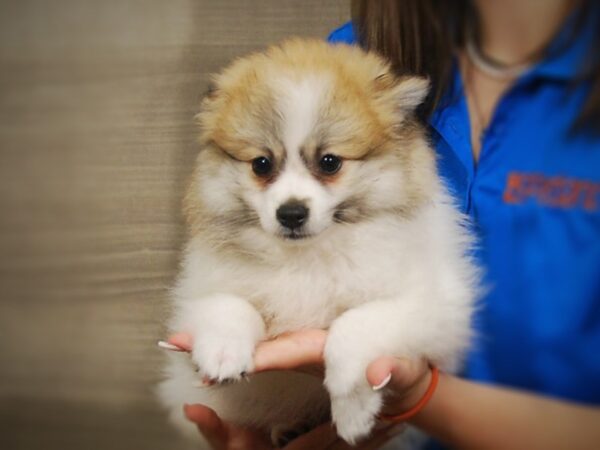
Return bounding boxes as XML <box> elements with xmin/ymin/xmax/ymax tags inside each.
<box><xmin>0</xmin><ymin>1</ymin><xmax>349</xmax><ymax>448</ymax></box>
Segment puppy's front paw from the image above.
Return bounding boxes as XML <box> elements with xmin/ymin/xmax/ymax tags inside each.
<box><xmin>331</xmin><ymin>390</ymin><xmax>382</xmax><ymax>444</ymax></box>
<box><xmin>324</xmin><ymin>311</ymin><xmax>386</xmax><ymax>443</ymax></box>
<box><xmin>191</xmin><ymin>335</ymin><xmax>255</xmax><ymax>382</ymax></box>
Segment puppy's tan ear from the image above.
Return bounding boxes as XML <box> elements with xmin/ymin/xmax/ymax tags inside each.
<box><xmin>374</xmin><ymin>73</ymin><xmax>430</xmax><ymax>117</ymax></box>
<box><xmin>204</xmin><ymin>83</ymin><xmax>217</xmax><ymax>99</ymax></box>
<box><xmin>202</xmin><ymin>80</ymin><xmax>219</xmax><ymax>102</ymax></box>
<box><xmin>197</xmin><ymin>78</ymin><xmax>221</xmax><ymax>121</ymax></box>
<box><xmin>196</xmin><ymin>79</ymin><xmax>221</xmax><ymax>133</ymax></box>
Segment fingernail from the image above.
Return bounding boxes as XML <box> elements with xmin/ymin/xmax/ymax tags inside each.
<box><xmin>372</xmin><ymin>373</ymin><xmax>392</xmax><ymax>391</ymax></box>
<box><xmin>157</xmin><ymin>340</ymin><xmax>184</xmax><ymax>351</ymax></box>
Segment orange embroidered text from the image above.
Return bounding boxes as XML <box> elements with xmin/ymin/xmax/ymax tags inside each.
<box><xmin>503</xmin><ymin>172</ymin><xmax>600</xmax><ymax>212</ymax></box>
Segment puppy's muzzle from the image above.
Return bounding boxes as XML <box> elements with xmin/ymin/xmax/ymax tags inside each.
<box><xmin>276</xmin><ymin>201</ymin><xmax>309</xmax><ymax>230</ymax></box>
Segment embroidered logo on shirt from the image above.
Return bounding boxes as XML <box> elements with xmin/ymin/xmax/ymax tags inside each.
<box><xmin>503</xmin><ymin>172</ymin><xmax>600</xmax><ymax>212</ymax></box>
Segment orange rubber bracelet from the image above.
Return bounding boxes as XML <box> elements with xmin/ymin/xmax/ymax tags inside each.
<box><xmin>378</xmin><ymin>365</ymin><xmax>440</xmax><ymax>422</ymax></box>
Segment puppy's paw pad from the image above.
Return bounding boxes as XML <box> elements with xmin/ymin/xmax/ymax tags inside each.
<box><xmin>332</xmin><ymin>392</ymin><xmax>381</xmax><ymax>444</ymax></box>
<box><xmin>192</xmin><ymin>336</ymin><xmax>254</xmax><ymax>382</ymax></box>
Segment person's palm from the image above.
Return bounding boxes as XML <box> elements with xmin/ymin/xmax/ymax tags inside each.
<box><xmin>183</xmin><ymin>403</ymin><xmax>399</xmax><ymax>450</ymax></box>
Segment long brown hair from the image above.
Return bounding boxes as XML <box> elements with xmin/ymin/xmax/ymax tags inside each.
<box><xmin>352</xmin><ymin>0</ymin><xmax>600</xmax><ymax>131</ymax></box>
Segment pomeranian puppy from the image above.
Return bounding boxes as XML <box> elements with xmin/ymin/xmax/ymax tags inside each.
<box><xmin>158</xmin><ymin>39</ymin><xmax>478</xmax><ymax>446</ymax></box>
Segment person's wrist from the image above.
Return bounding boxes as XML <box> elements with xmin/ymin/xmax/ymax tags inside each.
<box><xmin>395</xmin><ymin>365</ymin><xmax>432</xmax><ymax>414</ymax></box>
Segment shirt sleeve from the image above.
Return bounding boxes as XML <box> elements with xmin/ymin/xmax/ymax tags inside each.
<box><xmin>327</xmin><ymin>22</ymin><xmax>357</xmax><ymax>44</ymax></box>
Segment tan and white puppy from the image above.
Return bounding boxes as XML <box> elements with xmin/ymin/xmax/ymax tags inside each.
<box><xmin>158</xmin><ymin>39</ymin><xmax>478</xmax><ymax>445</ymax></box>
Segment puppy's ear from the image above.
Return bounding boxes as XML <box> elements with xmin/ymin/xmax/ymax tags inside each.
<box><xmin>374</xmin><ymin>72</ymin><xmax>429</xmax><ymax>117</ymax></box>
<box><xmin>196</xmin><ymin>80</ymin><xmax>221</xmax><ymax>131</ymax></box>
<box><xmin>197</xmin><ymin>79</ymin><xmax>221</xmax><ymax>120</ymax></box>
<box><xmin>202</xmin><ymin>81</ymin><xmax>219</xmax><ymax>101</ymax></box>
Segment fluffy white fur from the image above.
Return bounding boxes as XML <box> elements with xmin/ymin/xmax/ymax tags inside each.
<box><xmin>158</xmin><ymin>39</ymin><xmax>478</xmax><ymax>447</ymax></box>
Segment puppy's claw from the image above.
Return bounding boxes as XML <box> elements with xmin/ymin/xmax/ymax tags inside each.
<box><xmin>191</xmin><ymin>336</ymin><xmax>255</xmax><ymax>382</ymax></box>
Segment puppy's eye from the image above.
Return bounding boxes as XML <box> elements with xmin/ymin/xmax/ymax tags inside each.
<box><xmin>252</xmin><ymin>156</ymin><xmax>272</xmax><ymax>176</ymax></box>
<box><xmin>318</xmin><ymin>154</ymin><xmax>342</xmax><ymax>175</ymax></box>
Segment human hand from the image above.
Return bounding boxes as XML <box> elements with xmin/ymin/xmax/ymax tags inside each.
<box><xmin>161</xmin><ymin>330</ymin><xmax>432</xmax><ymax>448</ymax></box>
<box><xmin>164</xmin><ymin>328</ymin><xmax>328</xmax><ymax>377</ymax></box>
<box><xmin>183</xmin><ymin>403</ymin><xmax>403</xmax><ymax>450</ymax></box>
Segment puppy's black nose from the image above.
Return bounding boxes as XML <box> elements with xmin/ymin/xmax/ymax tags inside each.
<box><xmin>276</xmin><ymin>202</ymin><xmax>309</xmax><ymax>229</ymax></box>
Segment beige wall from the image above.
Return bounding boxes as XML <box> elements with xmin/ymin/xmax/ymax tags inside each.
<box><xmin>0</xmin><ymin>1</ymin><xmax>349</xmax><ymax>448</ymax></box>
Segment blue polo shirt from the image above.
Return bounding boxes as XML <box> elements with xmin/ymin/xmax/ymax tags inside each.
<box><xmin>329</xmin><ymin>15</ymin><xmax>600</xmax><ymax>408</ymax></box>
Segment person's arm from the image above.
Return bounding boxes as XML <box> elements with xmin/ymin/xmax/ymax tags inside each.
<box><xmin>410</xmin><ymin>372</ymin><xmax>600</xmax><ymax>450</ymax></box>
<box><xmin>352</xmin><ymin>341</ymin><xmax>600</xmax><ymax>450</ymax></box>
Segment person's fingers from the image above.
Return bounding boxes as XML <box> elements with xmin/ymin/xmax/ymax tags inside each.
<box><xmin>183</xmin><ymin>403</ymin><xmax>228</xmax><ymax>450</ymax></box>
<box><xmin>162</xmin><ymin>329</ymin><xmax>326</xmax><ymax>384</ymax></box>
<box><xmin>184</xmin><ymin>404</ymin><xmax>272</xmax><ymax>450</ymax></box>
<box><xmin>366</xmin><ymin>356</ymin><xmax>427</xmax><ymax>392</ymax></box>
<box><xmin>366</xmin><ymin>356</ymin><xmax>397</xmax><ymax>389</ymax></box>
<box><xmin>163</xmin><ymin>329</ymin><xmax>327</xmax><ymax>375</ymax></box>
<box><xmin>253</xmin><ymin>329</ymin><xmax>327</xmax><ymax>374</ymax></box>
<box><xmin>167</xmin><ymin>333</ymin><xmax>193</xmax><ymax>352</ymax></box>
<box><xmin>366</xmin><ymin>356</ymin><xmax>431</xmax><ymax>418</ymax></box>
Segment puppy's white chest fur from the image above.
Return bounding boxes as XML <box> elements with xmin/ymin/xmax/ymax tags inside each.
<box><xmin>177</xmin><ymin>209</ymin><xmax>449</xmax><ymax>336</ymax></box>
<box><xmin>161</xmin><ymin>193</ymin><xmax>476</xmax><ymax>445</ymax></box>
